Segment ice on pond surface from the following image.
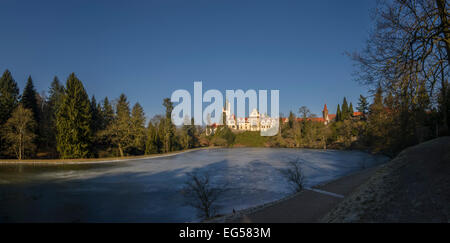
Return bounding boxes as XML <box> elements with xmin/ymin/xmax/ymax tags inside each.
<box><xmin>0</xmin><ymin>148</ymin><xmax>388</xmax><ymax>222</ymax></box>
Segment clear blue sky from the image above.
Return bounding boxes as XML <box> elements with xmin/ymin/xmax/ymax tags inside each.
<box><xmin>0</xmin><ymin>0</ymin><xmax>376</xmax><ymax>119</ymax></box>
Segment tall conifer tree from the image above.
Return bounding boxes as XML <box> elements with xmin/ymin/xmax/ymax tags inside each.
<box><xmin>21</xmin><ymin>76</ymin><xmax>39</xmax><ymax>123</ymax></box>
<box><xmin>357</xmin><ymin>95</ymin><xmax>369</xmax><ymax>116</ymax></box>
<box><xmin>145</xmin><ymin>121</ymin><xmax>159</xmax><ymax>154</ymax></box>
<box><xmin>90</xmin><ymin>95</ymin><xmax>102</xmax><ymax>134</ymax></box>
<box><xmin>44</xmin><ymin>76</ymin><xmax>65</xmax><ymax>154</ymax></box>
<box><xmin>131</xmin><ymin>102</ymin><xmax>146</xmax><ymax>154</ymax></box>
<box><xmin>101</xmin><ymin>94</ymin><xmax>133</xmax><ymax>157</ymax></box>
<box><xmin>56</xmin><ymin>73</ymin><xmax>92</xmax><ymax>159</ymax></box>
<box><xmin>367</xmin><ymin>86</ymin><xmax>390</xmax><ymax>150</ymax></box>
<box><xmin>101</xmin><ymin>97</ymin><xmax>114</xmax><ymax>129</ymax></box>
<box><xmin>0</xmin><ymin>70</ymin><xmax>19</xmax><ymax>125</ymax></box>
<box><xmin>342</xmin><ymin>97</ymin><xmax>349</xmax><ymax>120</ymax></box>
<box><xmin>48</xmin><ymin>76</ymin><xmax>65</xmax><ymax>116</ymax></box>
<box><xmin>162</xmin><ymin>98</ymin><xmax>175</xmax><ymax>153</ymax></box>
<box><xmin>336</xmin><ymin>104</ymin><xmax>341</xmax><ymax>122</ymax></box>
<box><xmin>349</xmin><ymin>102</ymin><xmax>354</xmax><ymax>116</ymax></box>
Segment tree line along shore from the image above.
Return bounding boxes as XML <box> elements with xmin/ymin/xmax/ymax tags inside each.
<box><xmin>0</xmin><ymin>68</ymin><xmax>448</xmax><ymax>161</ymax></box>
<box><xmin>0</xmin><ymin>146</ymin><xmax>213</xmax><ymax>164</ymax></box>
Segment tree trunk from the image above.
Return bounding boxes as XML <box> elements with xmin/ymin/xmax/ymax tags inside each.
<box><xmin>19</xmin><ymin>134</ymin><xmax>22</xmax><ymax>160</ymax></box>
<box><xmin>118</xmin><ymin>144</ymin><xmax>124</xmax><ymax>157</ymax></box>
<box><xmin>441</xmin><ymin>77</ymin><xmax>449</xmax><ymax>134</ymax></box>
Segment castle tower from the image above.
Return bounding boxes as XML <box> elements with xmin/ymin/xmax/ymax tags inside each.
<box><xmin>221</xmin><ymin>99</ymin><xmax>232</xmax><ymax>126</ymax></box>
<box><xmin>323</xmin><ymin>104</ymin><xmax>329</xmax><ymax>124</ymax></box>
<box><xmin>222</xmin><ymin>99</ymin><xmax>230</xmax><ymax>119</ymax></box>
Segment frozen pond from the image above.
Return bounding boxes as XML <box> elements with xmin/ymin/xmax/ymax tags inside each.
<box><xmin>0</xmin><ymin>148</ymin><xmax>388</xmax><ymax>222</ymax></box>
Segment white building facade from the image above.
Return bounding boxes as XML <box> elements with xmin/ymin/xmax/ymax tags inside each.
<box><xmin>223</xmin><ymin>101</ymin><xmax>278</xmax><ymax>132</ymax></box>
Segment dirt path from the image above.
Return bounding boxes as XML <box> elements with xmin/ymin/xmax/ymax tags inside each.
<box><xmin>224</xmin><ymin>166</ymin><xmax>381</xmax><ymax>223</ymax></box>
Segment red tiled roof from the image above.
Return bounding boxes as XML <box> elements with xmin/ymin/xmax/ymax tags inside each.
<box><xmin>311</xmin><ymin>117</ymin><xmax>325</xmax><ymax>122</ymax></box>
<box><xmin>297</xmin><ymin>117</ymin><xmax>325</xmax><ymax>122</ymax></box>
<box><xmin>353</xmin><ymin>112</ymin><xmax>363</xmax><ymax>116</ymax></box>
<box><xmin>328</xmin><ymin>114</ymin><xmax>336</xmax><ymax>120</ymax></box>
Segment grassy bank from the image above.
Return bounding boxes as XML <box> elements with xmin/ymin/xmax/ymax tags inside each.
<box><xmin>233</xmin><ymin>131</ymin><xmax>269</xmax><ymax>147</ymax></box>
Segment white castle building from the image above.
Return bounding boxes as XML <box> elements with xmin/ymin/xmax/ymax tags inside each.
<box><xmin>206</xmin><ymin>101</ymin><xmax>278</xmax><ymax>135</ymax></box>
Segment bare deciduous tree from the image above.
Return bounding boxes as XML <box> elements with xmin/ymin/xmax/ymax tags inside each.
<box><xmin>298</xmin><ymin>106</ymin><xmax>311</xmax><ymax>119</ymax></box>
<box><xmin>181</xmin><ymin>172</ymin><xmax>227</xmax><ymax>220</ymax></box>
<box><xmin>4</xmin><ymin>105</ymin><xmax>36</xmax><ymax>160</ymax></box>
<box><xmin>351</xmin><ymin>0</ymin><xmax>450</xmax><ymax>139</ymax></box>
<box><xmin>280</xmin><ymin>157</ymin><xmax>306</xmax><ymax>193</ymax></box>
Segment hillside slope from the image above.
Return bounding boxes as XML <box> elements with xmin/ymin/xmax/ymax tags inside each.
<box><xmin>322</xmin><ymin>137</ymin><xmax>450</xmax><ymax>223</ymax></box>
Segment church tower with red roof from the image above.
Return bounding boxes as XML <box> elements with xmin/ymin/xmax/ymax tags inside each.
<box><xmin>323</xmin><ymin>104</ymin><xmax>329</xmax><ymax>123</ymax></box>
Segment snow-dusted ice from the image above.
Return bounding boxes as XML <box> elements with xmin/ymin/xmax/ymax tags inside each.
<box><xmin>0</xmin><ymin>148</ymin><xmax>388</xmax><ymax>222</ymax></box>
